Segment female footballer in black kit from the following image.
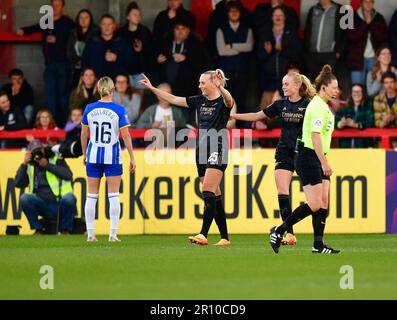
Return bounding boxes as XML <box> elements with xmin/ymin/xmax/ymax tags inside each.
<box><xmin>140</xmin><ymin>70</ymin><xmax>234</xmax><ymax>246</ymax></box>
<box><xmin>231</xmin><ymin>71</ymin><xmax>316</xmax><ymax>245</ymax></box>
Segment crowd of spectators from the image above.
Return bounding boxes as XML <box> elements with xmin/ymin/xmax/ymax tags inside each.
<box><xmin>1</xmin><ymin>0</ymin><xmax>397</xmax><ymax>149</ymax></box>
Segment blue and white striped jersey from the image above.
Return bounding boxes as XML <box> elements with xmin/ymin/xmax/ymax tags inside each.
<box><xmin>82</xmin><ymin>101</ymin><xmax>130</xmax><ymax>165</ymax></box>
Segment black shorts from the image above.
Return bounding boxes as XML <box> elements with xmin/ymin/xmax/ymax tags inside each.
<box><xmin>295</xmin><ymin>147</ymin><xmax>330</xmax><ymax>186</ymax></box>
<box><xmin>275</xmin><ymin>148</ymin><xmax>295</xmax><ymax>172</ymax></box>
<box><xmin>196</xmin><ymin>144</ymin><xmax>228</xmax><ymax>178</ymax></box>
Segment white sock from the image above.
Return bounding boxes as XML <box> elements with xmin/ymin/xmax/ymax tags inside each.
<box><xmin>108</xmin><ymin>193</ymin><xmax>120</xmax><ymax>237</ymax></box>
<box><xmin>85</xmin><ymin>193</ymin><xmax>98</xmax><ymax>237</ymax></box>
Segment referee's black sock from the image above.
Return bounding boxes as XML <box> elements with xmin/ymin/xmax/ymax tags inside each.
<box><xmin>278</xmin><ymin>194</ymin><xmax>294</xmax><ymax>234</ymax></box>
<box><xmin>276</xmin><ymin>203</ymin><xmax>313</xmax><ymax>235</ymax></box>
<box><xmin>200</xmin><ymin>191</ymin><xmax>216</xmax><ymax>238</ymax></box>
<box><xmin>214</xmin><ymin>196</ymin><xmax>229</xmax><ymax>240</ymax></box>
<box><xmin>312</xmin><ymin>208</ymin><xmax>328</xmax><ymax>248</ymax></box>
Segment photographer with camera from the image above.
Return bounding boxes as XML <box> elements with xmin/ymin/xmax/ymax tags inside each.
<box><xmin>14</xmin><ymin>140</ymin><xmax>77</xmax><ymax>235</ymax></box>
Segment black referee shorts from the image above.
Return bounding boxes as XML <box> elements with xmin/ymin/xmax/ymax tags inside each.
<box><xmin>275</xmin><ymin>148</ymin><xmax>295</xmax><ymax>172</ymax></box>
<box><xmin>196</xmin><ymin>144</ymin><xmax>228</xmax><ymax>178</ymax></box>
<box><xmin>295</xmin><ymin>147</ymin><xmax>330</xmax><ymax>186</ymax></box>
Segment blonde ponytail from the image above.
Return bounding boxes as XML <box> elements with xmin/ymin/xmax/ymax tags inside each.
<box><xmin>287</xmin><ymin>71</ymin><xmax>316</xmax><ymax>100</ymax></box>
<box><xmin>203</xmin><ymin>69</ymin><xmax>229</xmax><ymax>87</ymax></box>
<box><xmin>299</xmin><ymin>74</ymin><xmax>316</xmax><ymax>100</ymax></box>
<box><xmin>97</xmin><ymin>76</ymin><xmax>115</xmax><ymax>97</ymax></box>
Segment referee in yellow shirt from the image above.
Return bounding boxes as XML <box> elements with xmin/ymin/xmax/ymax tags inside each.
<box><xmin>270</xmin><ymin>65</ymin><xmax>341</xmax><ymax>254</ymax></box>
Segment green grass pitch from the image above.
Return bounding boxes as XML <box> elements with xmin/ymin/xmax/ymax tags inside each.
<box><xmin>0</xmin><ymin>234</ymin><xmax>396</xmax><ymax>300</ymax></box>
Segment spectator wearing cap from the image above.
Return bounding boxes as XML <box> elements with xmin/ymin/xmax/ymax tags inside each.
<box><xmin>1</xmin><ymin>69</ymin><xmax>35</xmax><ymax>127</ymax></box>
<box><xmin>153</xmin><ymin>0</ymin><xmax>196</xmax><ymax>46</ymax></box>
<box><xmin>374</xmin><ymin>72</ymin><xmax>397</xmax><ymax>128</ymax></box>
<box><xmin>346</xmin><ymin>0</ymin><xmax>388</xmax><ymax>85</ymax></box>
<box><xmin>0</xmin><ymin>91</ymin><xmax>27</xmax><ymax>148</ymax></box>
<box><xmin>253</xmin><ymin>0</ymin><xmax>299</xmax><ymax>36</ymax></box>
<box><xmin>82</xmin><ymin>14</ymin><xmax>135</xmax><ymax>80</ymax></box>
<box><xmin>14</xmin><ymin>139</ymin><xmax>77</xmax><ymax>235</ymax></box>
<box><xmin>155</xmin><ymin>16</ymin><xmax>209</xmax><ymax>99</ymax></box>
<box><xmin>216</xmin><ymin>1</ymin><xmax>254</xmax><ymax>121</ymax></box>
<box><xmin>117</xmin><ymin>2</ymin><xmax>154</xmax><ymax>88</ymax></box>
<box><xmin>206</xmin><ymin>0</ymin><xmax>252</xmax><ymax>63</ymax></box>
<box><xmin>17</xmin><ymin>0</ymin><xmax>75</xmax><ymax>128</ymax></box>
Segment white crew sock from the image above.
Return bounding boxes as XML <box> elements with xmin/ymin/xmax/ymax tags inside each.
<box><xmin>108</xmin><ymin>193</ymin><xmax>120</xmax><ymax>237</ymax></box>
<box><xmin>85</xmin><ymin>193</ymin><xmax>98</xmax><ymax>238</ymax></box>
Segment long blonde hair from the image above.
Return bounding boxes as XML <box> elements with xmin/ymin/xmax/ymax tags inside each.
<box><xmin>97</xmin><ymin>76</ymin><xmax>115</xmax><ymax>97</ymax></box>
<box><xmin>287</xmin><ymin>71</ymin><xmax>316</xmax><ymax>100</ymax></box>
<box><xmin>203</xmin><ymin>69</ymin><xmax>229</xmax><ymax>87</ymax></box>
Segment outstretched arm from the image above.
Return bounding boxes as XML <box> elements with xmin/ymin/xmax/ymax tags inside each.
<box><xmin>139</xmin><ymin>74</ymin><xmax>188</xmax><ymax>108</ymax></box>
<box><xmin>231</xmin><ymin>111</ymin><xmax>266</xmax><ymax>122</ymax></box>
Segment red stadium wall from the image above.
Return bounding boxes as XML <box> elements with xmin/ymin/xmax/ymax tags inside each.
<box><xmin>0</xmin><ymin>0</ymin><xmax>15</xmax><ymax>76</ymax></box>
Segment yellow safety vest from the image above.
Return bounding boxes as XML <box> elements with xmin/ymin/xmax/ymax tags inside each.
<box><xmin>27</xmin><ymin>155</ymin><xmax>73</xmax><ymax>198</ymax></box>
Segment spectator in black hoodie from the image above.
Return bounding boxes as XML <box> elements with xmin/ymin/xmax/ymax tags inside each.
<box><xmin>153</xmin><ymin>0</ymin><xmax>196</xmax><ymax>45</ymax></box>
<box><xmin>67</xmin><ymin>9</ymin><xmax>99</xmax><ymax>87</ymax></box>
<box><xmin>0</xmin><ymin>91</ymin><xmax>27</xmax><ymax>148</ymax></box>
<box><xmin>1</xmin><ymin>68</ymin><xmax>35</xmax><ymax>127</ymax></box>
<box><xmin>17</xmin><ymin>0</ymin><xmax>75</xmax><ymax>128</ymax></box>
<box><xmin>117</xmin><ymin>1</ymin><xmax>153</xmax><ymax>88</ymax></box>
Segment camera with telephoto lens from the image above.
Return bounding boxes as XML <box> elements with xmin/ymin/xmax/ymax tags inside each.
<box><xmin>31</xmin><ymin>148</ymin><xmax>44</xmax><ymax>161</ymax></box>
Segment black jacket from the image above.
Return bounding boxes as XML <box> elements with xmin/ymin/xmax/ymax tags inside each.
<box><xmin>253</xmin><ymin>3</ymin><xmax>299</xmax><ymax>36</ymax></box>
<box><xmin>390</xmin><ymin>10</ymin><xmax>397</xmax><ymax>67</ymax></box>
<box><xmin>22</xmin><ymin>15</ymin><xmax>75</xmax><ymax>65</ymax></box>
<box><xmin>156</xmin><ymin>34</ymin><xmax>209</xmax><ymax>97</ymax></box>
<box><xmin>1</xmin><ymin>81</ymin><xmax>34</xmax><ymax>110</ymax></box>
<box><xmin>117</xmin><ymin>24</ymin><xmax>154</xmax><ymax>74</ymax></box>
<box><xmin>0</xmin><ymin>106</ymin><xmax>27</xmax><ymax>148</ymax></box>
<box><xmin>257</xmin><ymin>26</ymin><xmax>301</xmax><ymax>81</ymax></box>
<box><xmin>153</xmin><ymin>5</ymin><xmax>196</xmax><ymax>44</ymax></box>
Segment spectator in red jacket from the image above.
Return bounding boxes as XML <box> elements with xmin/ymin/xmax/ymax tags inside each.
<box><xmin>346</xmin><ymin>0</ymin><xmax>388</xmax><ymax>86</ymax></box>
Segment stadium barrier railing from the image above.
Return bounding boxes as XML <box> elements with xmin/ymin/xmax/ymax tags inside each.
<box><xmin>1</xmin><ymin>128</ymin><xmax>397</xmax><ymax>149</ymax></box>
